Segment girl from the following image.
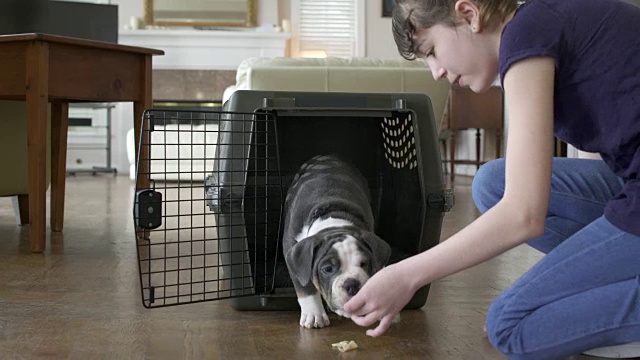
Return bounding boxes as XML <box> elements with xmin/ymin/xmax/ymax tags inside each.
<box><xmin>342</xmin><ymin>0</ymin><xmax>640</xmax><ymax>358</ymax></box>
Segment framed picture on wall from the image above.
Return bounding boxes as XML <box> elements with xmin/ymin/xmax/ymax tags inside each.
<box><xmin>382</xmin><ymin>0</ymin><xmax>395</xmax><ymax>17</ymax></box>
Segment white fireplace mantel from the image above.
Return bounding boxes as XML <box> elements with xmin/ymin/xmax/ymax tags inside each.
<box><xmin>119</xmin><ymin>29</ymin><xmax>290</xmax><ymax>71</ymax></box>
<box><xmin>111</xmin><ymin>29</ymin><xmax>289</xmax><ymax>178</ymax></box>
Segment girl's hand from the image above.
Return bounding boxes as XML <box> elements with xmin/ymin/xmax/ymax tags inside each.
<box><xmin>343</xmin><ymin>263</ymin><xmax>417</xmax><ymax>337</ymax></box>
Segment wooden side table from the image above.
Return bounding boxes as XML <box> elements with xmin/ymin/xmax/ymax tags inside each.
<box><xmin>441</xmin><ymin>86</ymin><xmax>504</xmax><ymax>180</ymax></box>
<box><xmin>0</xmin><ymin>33</ymin><xmax>163</xmax><ymax>252</ymax></box>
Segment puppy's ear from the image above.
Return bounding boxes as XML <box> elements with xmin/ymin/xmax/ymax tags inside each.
<box><xmin>285</xmin><ymin>235</ymin><xmax>323</xmax><ymax>286</ymax></box>
<box><xmin>361</xmin><ymin>231</ymin><xmax>392</xmax><ymax>273</ymax></box>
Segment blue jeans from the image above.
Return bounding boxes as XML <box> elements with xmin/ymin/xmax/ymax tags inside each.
<box><xmin>472</xmin><ymin>158</ymin><xmax>640</xmax><ymax>360</ymax></box>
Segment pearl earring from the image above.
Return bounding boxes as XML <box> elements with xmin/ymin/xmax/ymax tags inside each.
<box><xmin>472</xmin><ymin>26</ymin><xmax>477</xmax><ymax>32</ymax></box>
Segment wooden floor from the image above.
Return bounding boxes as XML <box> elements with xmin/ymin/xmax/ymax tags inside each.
<box><xmin>0</xmin><ymin>175</ymin><xmax>602</xmax><ymax>359</ymax></box>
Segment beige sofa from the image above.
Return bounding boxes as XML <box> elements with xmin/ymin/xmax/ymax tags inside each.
<box><xmin>223</xmin><ymin>56</ymin><xmax>450</xmax><ymax>123</ymax></box>
<box><xmin>127</xmin><ymin>56</ymin><xmax>450</xmax><ymax>180</ymax></box>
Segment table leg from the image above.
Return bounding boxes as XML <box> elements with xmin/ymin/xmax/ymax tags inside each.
<box><xmin>51</xmin><ymin>102</ymin><xmax>69</xmax><ymax>232</ymax></box>
<box><xmin>26</xmin><ymin>41</ymin><xmax>50</xmax><ymax>253</ymax></box>
<box><xmin>134</xmin><ymin>55</ymin><xmax>152</xmax><ymax>191</ymax></box>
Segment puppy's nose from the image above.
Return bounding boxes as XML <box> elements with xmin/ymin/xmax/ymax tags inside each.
<box><xmin>343</xmin><ymin>279</ymin><xmax>361</xmax><ymax>296</ymax></box>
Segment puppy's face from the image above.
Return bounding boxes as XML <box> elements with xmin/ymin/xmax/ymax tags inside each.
<box><xmin>314</xmin><ymin>234</ymin><xmax>373</xmax><ymax>311</ymax></box>
<box><xmin>286</xmin><ymin>227</ymin><xmax>391</xmax><ymax>313</ymax></box>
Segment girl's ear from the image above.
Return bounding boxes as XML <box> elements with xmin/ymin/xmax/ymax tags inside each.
<box><xmin>454</xmin><ymin>0</ymin><xmax>482</xmax><ymax>32</ymax></box>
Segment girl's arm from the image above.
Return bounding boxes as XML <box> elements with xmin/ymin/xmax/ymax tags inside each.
<box><xmin>344</xmin><ymin>57</ymin><xmax>557</xmax><ymax>336</ymax></box>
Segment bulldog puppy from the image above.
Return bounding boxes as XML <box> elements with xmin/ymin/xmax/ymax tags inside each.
<box><xmin>283</xmin><ymin>155</ymin><xmax>391</xmax><ymax>329</ymax></box>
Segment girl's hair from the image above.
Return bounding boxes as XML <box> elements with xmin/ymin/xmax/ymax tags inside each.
<box><xmin>392</xmin><ymin>0</ymin><xmax>519</xmax><ymax>60</ymax></box>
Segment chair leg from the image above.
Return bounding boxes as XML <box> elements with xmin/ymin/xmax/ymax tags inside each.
<box><xmin>496</xmin><ymin>129</ymin><xmax>502</xmax><ymax>158</ymax></box>
<box><xmin>475</xmin><ymin>128</ymin><xmax>481</xmax><ymax>171</ymax></box>
<box><xmin>440</xmin><ymin>139</ymin><xmax>448</xmax><ymax>175</ymax></box>
<box><xmin>12</xmin><ymin>195</ymin><xmax>30</xmax><ymax>225</ymax></box>
<box><xmin>449</xmin><ymin>131</ymin><xmax>456</xmax><ymax>181</ymax></box>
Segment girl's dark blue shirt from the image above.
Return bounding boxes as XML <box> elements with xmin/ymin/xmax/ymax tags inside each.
<box><xmin>499</xmin><ymin>0</ymin><xmax>640</xmax><ymax>235</ymax></box>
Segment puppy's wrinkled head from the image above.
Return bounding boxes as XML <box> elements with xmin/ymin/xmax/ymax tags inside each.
<box><xmin>285</xmin><ymin>226</ymin><xmax>391</xmax><ymax>313</ymax></box>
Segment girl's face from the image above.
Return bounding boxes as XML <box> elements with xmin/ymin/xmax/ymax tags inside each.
<box><xmin>413</xmin><ymin>23</ymin><xmax>500</xmax><ymax>93</ymax></box>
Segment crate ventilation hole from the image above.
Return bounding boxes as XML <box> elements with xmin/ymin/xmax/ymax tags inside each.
<box><xmin>381</xmin><ymin>114</ymin><xmax>418</xmax><ymax>169</ymax></box>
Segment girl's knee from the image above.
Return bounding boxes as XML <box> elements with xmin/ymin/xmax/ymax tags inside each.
<box><xmin>486</xmin><ymin>297</ymin><xmax>524</xmax><ymax>359</ymax></box>
<box><xmin>486</xmin><ymin>295</ymin><xmax>539</xmax><ymax>360</ymax></box>
<box><xmin>485</xmin><ymin>295</ymin><xmax>510</xmax><ymax>351</ymax></box>
<box><xmin>472</xmin><ymin>158</ymin><xmax>506</xmax><ymax>213</ymax></box>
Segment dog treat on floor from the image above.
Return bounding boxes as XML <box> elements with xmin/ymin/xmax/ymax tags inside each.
<box><xmin>332</xmin><ymin>340</ymin><xmax>358</xmax><ymax>352</ymax></box>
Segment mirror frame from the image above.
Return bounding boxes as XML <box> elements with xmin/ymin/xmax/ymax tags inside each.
<box><xmin>144</xmin><ymin>0</ymin><xmax>257</xmax><ymax>27</ymax></box>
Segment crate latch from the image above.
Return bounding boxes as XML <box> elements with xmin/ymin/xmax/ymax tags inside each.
<box><xmin>427</xmin><ymin>189</ymin><xmax>455</xmax><ymax>212</ymax></box>
<box><xmin>204</xmin><ymin>175</ymin><xmax>244</xmax><ymax>212</ymax></box>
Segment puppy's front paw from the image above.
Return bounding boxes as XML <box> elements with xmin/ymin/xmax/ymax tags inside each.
<box><xmin>298</xmin><ymin>294</ymin><xmax>330</xmax><ymax>328</ymax></box>
<box><xmin>300</xmin><ymin>311</ymin><xmax>330</xmax><ymax>328</ymax></box>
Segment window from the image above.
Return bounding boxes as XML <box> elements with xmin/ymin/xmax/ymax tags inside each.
<box><xmin>291</xmin><ymin>0</ymin><xmax>365</xmax><ymax>58</ymax></box>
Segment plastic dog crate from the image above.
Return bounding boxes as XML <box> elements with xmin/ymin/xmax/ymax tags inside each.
<box><xmin>133</xmin><ymin>90</ymin><xmax>453</xmax><ymax>310</ymax></box>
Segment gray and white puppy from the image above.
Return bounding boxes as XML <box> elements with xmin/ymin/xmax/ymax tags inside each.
<box><xmin>283</xmin><ymin>155</ymin><xmax>391</xmax><ymax>329</ymax></box>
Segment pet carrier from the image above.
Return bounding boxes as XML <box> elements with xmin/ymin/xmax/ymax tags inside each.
<box><xmin>133</xmin><ymin>90</ymin><xmax>453</xmax><ymax>310</ymax></box>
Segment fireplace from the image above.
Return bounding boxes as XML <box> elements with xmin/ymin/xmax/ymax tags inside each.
<box><xmin>152</xmin><ymin>69</ymin><xmax>237</xmax><ymax>104</ymax></box>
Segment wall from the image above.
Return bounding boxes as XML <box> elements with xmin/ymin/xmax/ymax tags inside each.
<box><xmin>110</xmin><ymin>0</ymin><xmax>141</xmax><ymax>30</ymax></box>
<box><xmin>364</xmin><ymin>0</ymin><xmax>399</xmax><ymax>59</ymax></box>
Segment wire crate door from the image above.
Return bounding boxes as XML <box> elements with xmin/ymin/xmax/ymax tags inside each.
<box><xmin>133</xmin><ymin>109</ymin><xmax>283</xmax><ymax>308</ymax></box>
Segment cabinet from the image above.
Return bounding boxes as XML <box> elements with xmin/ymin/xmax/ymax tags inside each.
<box><xmin>67</xmin><ymin>103</ymin><xmax>117</xmax><ymax>175</ymax></box>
